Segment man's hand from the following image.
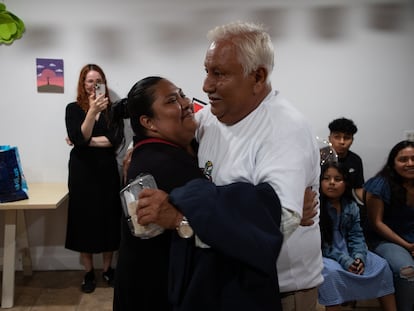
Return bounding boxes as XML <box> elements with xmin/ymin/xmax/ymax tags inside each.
<box><xmin>136</xmin><ymin>188</ymin><xmax>181</xmax><ymax>230</ymax></box>
<box><xmin>300</xmin><ymin>187</ymin><xmax>318</xmax><ymax>226</ymax></box>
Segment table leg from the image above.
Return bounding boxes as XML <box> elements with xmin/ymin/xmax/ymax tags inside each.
<box><xmin>2</xmin><ymin>210</ymin><xmax>16</xmax><ymax>308</ymax></box>
<box><xmin>16</xmin><ymin>210</ymin><xmax>32</xmax><ymax>276</ymax></box>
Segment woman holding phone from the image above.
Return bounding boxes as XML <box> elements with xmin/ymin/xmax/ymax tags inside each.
<box><xmin>65</xmin><ymin>64</ymin><xmax>122</xmax><ymax>293</ymax></box>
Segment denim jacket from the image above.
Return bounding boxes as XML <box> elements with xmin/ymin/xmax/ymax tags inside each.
<box><xmin>322</xmin><ymin>198</ymin><xmax>367</xmax><ymax>270</ymax></box>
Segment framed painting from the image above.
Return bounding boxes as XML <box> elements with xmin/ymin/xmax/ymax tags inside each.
<box><xmin>36</xmin><ymin>58</ymin><xmax>64</xmax><ymax>93</ymax></box>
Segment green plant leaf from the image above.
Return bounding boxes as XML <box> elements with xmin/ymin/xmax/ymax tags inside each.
<box><xmin>0</xmin><ymin>23</ymin><xmax>17</xmax><ymax>41</ymax></box>
<box><xmin>0</xmin><ymin>4</ymin><xmax>25</xmax><ymax>44</ymax></box>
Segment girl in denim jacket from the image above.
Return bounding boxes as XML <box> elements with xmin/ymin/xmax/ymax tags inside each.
<box><xmin>317</xmin><ymin>162</ymin><xmax>396</xmax><ymax>311</ymax></box>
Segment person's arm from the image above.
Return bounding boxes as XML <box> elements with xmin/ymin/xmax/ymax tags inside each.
<box><xmin>122</xmin><ymin>144</ymin><xmax>134</xmax><ymax>185</ymax></box>
<box><xmin>255</xmin><ymin>114</ymin><xmax>320</xmax><ymax>237</ymax></box>
<box><xmin>346</xmin><ymin>202</ymin><xmax>367</xmax><ymax>265</ymax></box>
<box><xmin>353</xmin><ymin>187</ymin><xmax>365</xmax><ymax>204</ymax></box>
<box><xmin>366</xmin><ymin>192</ymin><xmax>413</xmax><ymax>250</ymax></box>
<box><xmin>322</xmin><ymin>243</ymin><xmax>354</xmax><ymax>272</ymax></box>
<box><xmin>80</xmin><ymin>94</ymin><xmax>108</xmax><ymax>140</ymax></box>
<box><xmin>138</xmin><ymin>179</ymin><xmax>283</xmax><ymax>275</ymax></box>
<box><xmin>65</xmin><ymin>104</ymin><xmax>89</xmax><ymax>146</ymax></box>
<box><xmin>89</xmin><ymin>136</ymin><xmax>112</xmax><ymax>147</ymax></box>
<box><xmin>352</xmin><ymin>156</ymin><xmax>365</xmax><ymax>203</ymax></box>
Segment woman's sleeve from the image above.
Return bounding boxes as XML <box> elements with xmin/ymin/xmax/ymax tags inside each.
<box><xmin>65</xmin><ymin>103</ymin><xmax>90</xmax><ymax>146</ymax></box>
<box><xmin>322</xmin><ymin>243</ymin><xmax>354</xmax><ymax>270</ymax></box>
<box><xmin>363</xmin><ymin>176</ymin><xmax>390</xmax><ymax>204</ymax></box>
<box><xmin>346</xmin><ymin>202</ymin><xmax>367</xmax><ymax>263</ymax></box>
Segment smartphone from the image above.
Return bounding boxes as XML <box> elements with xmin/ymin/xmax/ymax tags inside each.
<box><xmin>95</xmin><ymin>83</ymin><xmax>106</xmax><ymax>97</ymax></box>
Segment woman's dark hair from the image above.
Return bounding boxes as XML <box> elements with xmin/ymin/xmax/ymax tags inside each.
<box><xmin>108</xmin><ymin>98</ymin><xmax>128</xmax><ymax>150</ymax></box>
<box><xmin>319</xmin><ymin>161</ymin><xmax>353</xmax><ymax>246</ymax></box>
<box><xmin>127</xmin><ymin>76</ymin><xmax>163</xmax><ymax>140</ymax></box>
<box><xmin>377</xmin><ymin>140</ymin><xmax>414</xmax><ymax>208</ymax></box>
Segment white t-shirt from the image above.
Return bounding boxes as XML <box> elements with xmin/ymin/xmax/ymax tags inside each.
<box><xmin>195</xmin><ymin>90</ymin><xmax>323</xmax><ymax>292</ymax></box>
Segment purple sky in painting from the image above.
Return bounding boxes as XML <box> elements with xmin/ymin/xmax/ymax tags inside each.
<box><xmin>36</xmin><ymin>58</ymin><xmax>64</xmax><ymax>87</ymax></box>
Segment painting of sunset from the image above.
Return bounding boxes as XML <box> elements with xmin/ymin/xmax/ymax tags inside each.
<box><xmin>36</xmin><ymin>58</ymin><xmax>64</xmax><ymax>93</ymax></box>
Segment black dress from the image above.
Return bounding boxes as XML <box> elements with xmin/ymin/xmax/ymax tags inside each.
<box><xmin>65</xmin><ymin>102</ymin><xmax>121</xmax><ymax>253</ymax></box>
<box><xmin>113</xmin><ymin>138</ymin><xmax>204</xmax><ymax>311</ymax></box>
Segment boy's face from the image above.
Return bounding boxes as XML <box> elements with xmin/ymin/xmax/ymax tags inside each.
<box><xmin>328</xmin><ymin>132</ymin><xmax>354</xmax><ymax>158</ymax></box>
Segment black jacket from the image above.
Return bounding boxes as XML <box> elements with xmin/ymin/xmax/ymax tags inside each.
<box><xmin>169</xmin><ymin>179</ymin><xmax>283</xmax><ymax>311</ymax></box>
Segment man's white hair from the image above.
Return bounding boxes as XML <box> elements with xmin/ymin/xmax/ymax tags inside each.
<box><xmin>207</xmin><ymin>21</ymin><xmax>274</xmax><ymax>80</ymax></box>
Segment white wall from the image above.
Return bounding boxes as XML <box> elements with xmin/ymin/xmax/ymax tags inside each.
<box><xmin>1</xmin><ymin>0</ymin><xmax>413</xmax><ymax>270</ymax></box>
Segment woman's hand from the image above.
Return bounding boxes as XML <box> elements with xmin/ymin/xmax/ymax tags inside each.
<box><xmin>406</xmin><ymin>242</ymin><xmax>414</xmax><ymax>257</ymax></box>
<box><xmin>81</xmin><ymin>94</ymin><xmax>109</xmax><ymax>142</ymax></box>
<box><xmin>348</xmin><ymin>258</ymin><xmax>364</xmax><ymax>275</ymax></box>
<box><xmin>65</xmin><ymin>137</ymin><xmax>73</xmax><ymax>146</ymax></box>
<box><xmin>88</xmin><ymin>93</ymin><xmax>108</xmax><ymax>114</ymax></box>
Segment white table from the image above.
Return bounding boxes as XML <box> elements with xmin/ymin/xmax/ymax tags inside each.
<box><xmin>0</xmin><ymin>183</ymin><xmax>68</xmax><ymax>308</ymax></box>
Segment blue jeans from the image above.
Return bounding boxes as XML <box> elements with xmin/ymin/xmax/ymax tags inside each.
<box><xmin>374</xmin><ymin>241</ymin><xmax>414</xmax><ymax>311</ymax></box>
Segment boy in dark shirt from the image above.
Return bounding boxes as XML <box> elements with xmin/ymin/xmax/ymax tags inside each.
<box><xmin>328</xmin><ymin>117</ymin><xmax>365</xmax><ymax>203</ymax></box>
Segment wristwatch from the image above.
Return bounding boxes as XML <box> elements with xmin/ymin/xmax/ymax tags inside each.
<box><xmin>177</xmin><ymin>216</ymin><xmax>194</xmax><ymax>239</ymax></box>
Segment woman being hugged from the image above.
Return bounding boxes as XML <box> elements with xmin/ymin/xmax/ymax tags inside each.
<box><xmin>65</xmin><ymin>64</ymin><xmax>122</xmax><ymax>293</ymax></box>
<box><xmin>113</xmin><ymin>76</ymin><xmax>205</xmax><ymax>311</ymax></box>
<box><xmin>364</xmin><ymin>140</ymin><xmax>414</xmax><ymax>311</ymax></box>
<box><xmin>318</xmin><ymin>162</ymin><xmax>396</xmax><ymax>311</ymax></box>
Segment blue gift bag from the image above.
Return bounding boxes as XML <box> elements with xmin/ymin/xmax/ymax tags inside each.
<box><xmin>0</xmin><ymin>145</ymin><xmax>29</xmax><ymax>203</ymax></box>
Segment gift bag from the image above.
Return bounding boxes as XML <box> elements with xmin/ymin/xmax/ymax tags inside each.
<box><xmin>0</xmin><ymin>145</ymin><xmax>29</xmax><ymax>203</ymax></box>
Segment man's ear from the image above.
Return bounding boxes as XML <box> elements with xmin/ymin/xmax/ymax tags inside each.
<box><xmin>253</xmin><ymin>66</ymin><xmax>268</xmax><ymax>94</ymax></box>
<box><xmin>255</xmin><ymin>66</ymin><xmax>268</xmax><ymax>83</ymax></box>
<box><xmin>140</xmin><ymin>115</ymin><xmax>155</xmax><ymax>131</ymax></box>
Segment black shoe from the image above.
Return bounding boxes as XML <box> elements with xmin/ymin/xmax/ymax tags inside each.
<box><xmin>81</xmin><ymin>270</ymin><xmax>96</xmax><ymax>293</ymax></box>
<box><xmin>102</xmin><ymin>267</ymin><xmax>115</xmax><ymax>287</ymax></box>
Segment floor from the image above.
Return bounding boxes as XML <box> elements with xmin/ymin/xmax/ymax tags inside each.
<box><xmin>1</xmin><ymin>270</ymin><xmax>382</xmax><ymax>311</ymax></box>
<box><xmin>1</xmin><ymin>270</ymin><xmax>112</xmax><ymax>311</ymax></box>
